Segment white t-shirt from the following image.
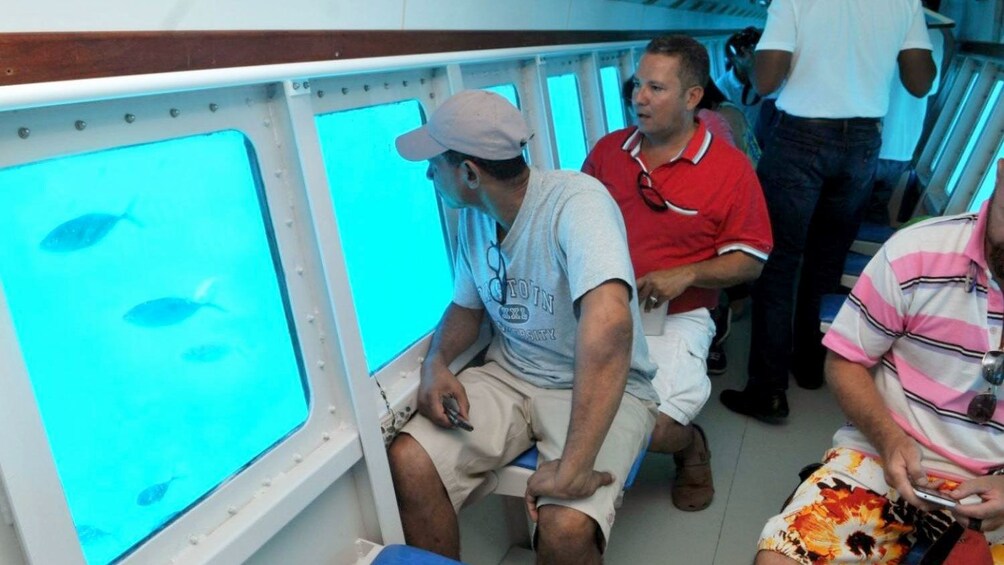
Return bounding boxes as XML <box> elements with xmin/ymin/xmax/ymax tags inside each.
<box><xmin>452</xmin><ymin>168</ymin><xmax>659</xmax><ymax>404</ymax></box>
<box><xmin>757</xmin><ymin>0</ymin><xmax>933</xmax><ymax>119</ymax></box>
<box><xmin>881</xmin><ymin>29</ymin><xmax>946</xmax><ymax>161</ymax></box>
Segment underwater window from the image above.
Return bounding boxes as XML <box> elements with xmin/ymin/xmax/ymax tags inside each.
<box><xmin>931</xmin><ymin>72</ymin><xmax>979</xmax><ymax>175</ymax></box>
<box><xmin>485</xmin><ymin>83</ymin><xmax>520</xmax><ymax>109</ymax></box>
<box><xmin>600</xmin><ymin>66</ymin><xmax>627</xmax><ymax>132</ymax></box>
<box><xmin>547</xmin><ymin>73</ymin><xmax>588</xmax><ymax>170</ymax></box>
<box><xmin>315</xmin><ymin>99</ymin><xmax>452</xmax><ymax>374</ymax></box>
<box><xmin>967</xmin><ymin>138</ymin><xmax>1004</xmax><ymax>212</ymax></box>
<box><xmin>945</xmin><ymin>80</ymin><xmax>1004</xmax><ymax>199</ymax></box>
<box><xmin>0</xmin><ymin>130</ymin><xmax>309</xmax><ymax>565</ymax></box>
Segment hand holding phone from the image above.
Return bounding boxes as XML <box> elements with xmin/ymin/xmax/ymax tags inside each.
<box><xmin>912</xmin><ymin>486</ymin><xmax>982</xmax><ymax>508</ymax></box>
<box><xmin>442</xmin><ymin>395</ymin><xmax>473</xmax><ymax>432</ymax></box>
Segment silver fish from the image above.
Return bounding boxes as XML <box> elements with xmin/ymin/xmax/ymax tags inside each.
<box><xmin>136</xmin><ymin>476</ymin><xmax>178</xmax><ymax>506</ymax></box>
<box><xmin>181</xmin><ymin>343</ymin><xmax>232</xmax><ymax>363</ymax></box>
<box><xmin>40</xmin><ymin>203</ymin><xmax>138</xmax><ymax>252</ymax></box>
<box><xmin>124</xmin><ymin>298</ymin><xmax>222</xmax><ymax>327</ymax></box>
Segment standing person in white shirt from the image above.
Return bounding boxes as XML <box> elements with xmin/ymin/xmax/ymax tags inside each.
<box><xmin>722</xmin><ymin>0</ymin><xmax>937</xmax><ymax>423</ymax></box>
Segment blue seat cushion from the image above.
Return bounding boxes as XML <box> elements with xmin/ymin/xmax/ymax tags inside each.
<box><xmin>820</xmin><ymin>293</ymin><xmax>848</xmax><ymax>326</ymax></box>
<box><xmin>372</xmin><ymin>544</ymin><xmax>466</xmax><ymax>564</ymax></box>
<box><xmin>510</xmin><ymin>445</ymin><xmax>646</xmax><ymax>489</ymax></box>
<box><xmin>856</xmin><ymin>221</ymin><xmax>896</xmax><ymax>244</ymax></box>
<box><xmin>843</xmin><ymin>251</ymin><xmax>871</xmax><ymax>278</ymax></box>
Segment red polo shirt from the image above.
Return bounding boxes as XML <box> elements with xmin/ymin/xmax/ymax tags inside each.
<box><xmin>582</xmin><ymin>119</ymin><xmax>773</xmax><ymax>315</ymax></box>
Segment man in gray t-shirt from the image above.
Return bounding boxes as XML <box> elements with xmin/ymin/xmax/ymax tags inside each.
<box><xmin>387</xmin><ymin>90</ymin><xmax>658</xmax><ymax>564</ymax></box>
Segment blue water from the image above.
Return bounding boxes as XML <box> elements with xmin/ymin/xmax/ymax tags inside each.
<box><xmin>485</xmin><ymin>83</ymin><xmax>520</xmax><ymax>108</ymax></box>
<box><xmin>547</xmin><ymin>74</ymin><xmax>588</xmax><ymax>170</ymax></box>
<box><xmin>968</xmin><ymin>139</ymin><xmax>1004</xmax><ymax>212</ymax></box>
<box><xmin>315</xmin><ymin>100</ymin><xmax>452</xmax><ymax>373</ymax></box>
<box><xmin>946</xmin><ymin>80</ymin><xmax>1004</xmax><ymax>199</ymax></box>
<box><xmin>0</xmin><ymin>131</ymin><xmax>309</xmax><ymax>564</ymax></box>
<box><xmin>600</xmin><ymin>66</ymin><xmax>626</xmax><ymax>132</ymax></box>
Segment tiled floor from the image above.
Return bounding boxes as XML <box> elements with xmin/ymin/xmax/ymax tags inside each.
<box><xmin>458</xmin><ymin>314</ymin><xmax>848</xmax><ymax>565</ymax></box>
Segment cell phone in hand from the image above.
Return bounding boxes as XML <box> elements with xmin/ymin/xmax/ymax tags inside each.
<box><xmin>913</xmin><ymin>486</ymin><xmax>958</xmax><ymax>507</ymax></box>
<box><xmin>442</xmin><ymin>395</ymin><xmax>473</xmax><ymax>431</ymax></box>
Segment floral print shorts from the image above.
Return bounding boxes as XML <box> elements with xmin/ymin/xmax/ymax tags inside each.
<box><xmin>758</xmin><ymin>448</ymin><xmax>1004</xmax><ymax>564</ymax></box>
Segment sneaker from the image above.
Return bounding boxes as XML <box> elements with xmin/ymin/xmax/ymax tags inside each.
<box><xmin>720</xmin><ymin>388</ymin><xmax>789</xmax><ymax>424</ymax></box>
<box><xmin>707</xmin><ymin>342</ymin><xmax>727</xmax><ymax>376</ymax></box>
<box><xmin>712</xmin><ymin>305</ymin><xmax>732</xmax><ymax>346</ymax></box>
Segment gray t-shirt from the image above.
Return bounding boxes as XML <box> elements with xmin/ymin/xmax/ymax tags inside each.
<box><xmin>453</xmin><ymin>168</ymin><xmax>658</xmax><ymax>403</ymax></box>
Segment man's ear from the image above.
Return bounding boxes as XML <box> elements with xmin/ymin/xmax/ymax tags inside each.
<box><xmin>686</xmin><ymin>85</ymin><xmax>704</xmax><ymax>111</ymax></box>
<box><xmin>462</xmin><ymin>160</ymin><xmax>481</xmax><ymax>189</ymax></box>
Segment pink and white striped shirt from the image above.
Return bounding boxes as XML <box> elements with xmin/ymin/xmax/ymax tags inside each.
<box><xmin>823</xmin><ymin>201</ymin><xmax>1004</xmax><ymax>479</ymax></box>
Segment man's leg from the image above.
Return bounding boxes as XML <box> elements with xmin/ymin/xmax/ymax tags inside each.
<box><xmin>649</xmin><ymin>414</ymin><xmax>713</xmax><ymax>511</ymax></box>
<box><xmin>387</xmin><ymin>434</ymin><xmax>460</xmax><ymax>558</ymax></box>
<box><xmin>536</xmin><ymin>506</ymin><xmax>603</xmax><ymax>565</ymax></box>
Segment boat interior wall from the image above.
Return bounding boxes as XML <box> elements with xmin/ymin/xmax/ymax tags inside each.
<box><xmin>0</xmin><ymin>476</ymin><xmax>26</xmax><ymax>565</ymax></box>
<box><xmin>608</xmin><ymin>0</ymin><xmax>766</xmax><ymax>19</ymax></box>
<box><xmin>939</xmin><ymin>0</ymin><xmax>1004</xmax><ymax>43</ymax></box>
<box><xmin>1</xmin><ymin>0</ymin><xmax>759</xmax><ymax>34</ymax></box>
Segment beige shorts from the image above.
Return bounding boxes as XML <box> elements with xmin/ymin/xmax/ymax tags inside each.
<box><xmin>401</xmin><ymin>361</ymin><xmax>656</xmax><ymax>546</ymax></box>
<box><xmin>647</xmin><ymin>308</ymin><xmax>715</xmax><ymax>425</ymax></box>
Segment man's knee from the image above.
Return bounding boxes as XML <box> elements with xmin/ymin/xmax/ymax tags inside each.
<box><xmin>387</xmin><ymin>434</ymin><xmax>440</xmax><ymax>498</ymax></box>
<box><xmin>536</xmin><ymin>505</ymin><xmax>601</xmax><ymax>553</ymax></box>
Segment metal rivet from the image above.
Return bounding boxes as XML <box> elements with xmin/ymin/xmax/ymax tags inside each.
<box><xmin>363</xmin><ymin>84</ymin><xmax>370</xmax><ymax>92</ymax></box>
<box><xmin>429</xmin><ymin>92</ymin><xmax>436</xmax><ymax>99</ymax></box>
<box><xmin>188</xmin><ymin>536</ymin><xmax>199</xmax><ymax>545</ymax></box>
<box><xmin>306</xmin><ymin>314</ymin><xmax>315</xmax><ymax>323</ymax></box>
<box><xmin>262</xmin><ymin>479</ymin><xmax>272</xmax><ymax>487</ymax></box>
<box><xmin>317</xmin><ymin>360</ymin><xmax>325</xmax><ymax>369</ymax></box>
<box><xmin>403</xmin><ymin>80</ymin><xmax>408</xmax><ymax>87</ymax></box>
<box><xmin>303</xmin><ymin>81</ymin><xmax>310</xmax><ymax>89</ymax></box>
<box><xmin>417</xmin><ymin>356</ymin><xmax>425</xmax><ymax>363</ymax></box>
<box><xmin>294</xmin><ymin>454</ymin><xmax>303</xmax><ymax>463</ymax></box>
<box><xmin>285</xmin><ymin>219</ymin><xmax>293</xmax><ymax>227</ymax></box>
<box><xmin>334</xmin><ymin>51</ymin><xmax>341</xmax><ymax>57</ymax></box>
<box><xmin>74</xmin><ymin>120</ymin><xmax>86</xmax><ymax>131</ymax></box>
<box><xmin>274</xmin><ymin>169</ymin><xmax>283</xmax><ymax>178</ymax></box>
<box><xmin>322</xmin><ymin>433</ymin><xmax>331</xmax><ymax>441</ymax></box>
<box><xmin>292</xmin><ymin>82</ymin><xmax>301</xmax><ymax>90</ymax></box>
<box><xmin>17</xmin><ymin>127</ymin><xmax>30</xmax><ymax>139</ymax></box>
<box><xmin>227</xmin><ymin>506</ymin><xmax>238</xmax><ymax>515</ymax></box>
<box><xmin>420</xmin><ymin>78</ymin><xmax>425</xmax><ymax>84</ymax></box>
<box><xmin>262</xmin><ymin>119</ymin><xmax>271</xmax><ymax>128</ymax></box>
<box><xmin>169</xmin><ymin>108</ymin><xmax>180</xmax><ymax>118</ymax></box>
<box><xmin>328</xmin><ymin>405</ymin><xmax>336</xmax><ymax>414</ymax></box>
<box><xmin>124</xmin><ymin>113</ymin><xmax>136</xmax><ymax>123</ymax></box>
<box><xmin>384</xmin><ymin>82</ymin><xmax>389</xmax><ymax>89</ymax></box>
<box><xmin>317</xmin><ymin>90</ymin><xmax>325</xmax><ymax>98</ymax></box>
<box><xmin>296</xmin><ymin>266</ymin><xmax>304</xmax><ymax>275</ymax></box>
<box><xmin>341</xmin><ymin>87</ymin><xmax>349</xmax><ymax>95</ymax></box>
<box><xmin>209</xmin><ymin>103</ymin><xmax>219</xmax><ymax>112</ymax></box>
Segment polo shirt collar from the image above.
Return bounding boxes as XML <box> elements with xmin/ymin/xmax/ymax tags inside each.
<box><xmin>619</xmin><ymin>117</ymin><xmax>713</xmax><ymax>166</ymax></box>
<box><xmin>965</xmin><ymin>199</ymin><xmax>991</xmax><ymax>271</ymax></box>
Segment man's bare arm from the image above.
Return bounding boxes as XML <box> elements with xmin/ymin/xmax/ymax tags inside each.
<box><xmin>418</xmin><ymin>302</ymin><xmax>484</xmax><ymax>427</ymax></box>
<box><xmin>524</xmin><ymin>280</ymin><xmax>634</xmax><ymax>518</ymax></box>
<box><xmin>753</xmin><ymin>49</ymin><xmax>792</xmax><ymax>96</ymax></box>
<box><xmin>638</xmin><ymin>252</ymin><xmax>764</xmax><ymax>308</ymax></box>
<box><xmin>898</xmin><ymin>48</ymin><xmax>937</xmax><ymax>98</ymax></box>
<box><xmin>826</xmin><ymin>351</ymin><xmax>934</xmax><ymax>509</ymax></box>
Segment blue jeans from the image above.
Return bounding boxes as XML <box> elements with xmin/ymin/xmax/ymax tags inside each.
<box><xmin>748</xmin><ymin>113</ymin><xmax>881</xmax><ymax>393</ymax></box>
<box><xmin>864</xmin><ymin>158</ymin><xmax>911</xmax><ymax>225</ymax></box>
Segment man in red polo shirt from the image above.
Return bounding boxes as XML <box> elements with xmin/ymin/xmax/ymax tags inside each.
<box><xmin>583</xmin><ymin>34</ymin><xmax>772</xmax><ymax>512</ymax></box>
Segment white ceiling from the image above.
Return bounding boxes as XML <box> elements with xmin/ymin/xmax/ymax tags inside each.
<box><xmin>608</xmin><ymin>0</ymin><xmax>768</xmax><ymax>20</ymax></box>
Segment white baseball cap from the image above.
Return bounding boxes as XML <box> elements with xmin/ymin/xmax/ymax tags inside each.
<box><xmin>395</xmin><ymin>90</ymin><xmax>533</xmax><ymax>161</ymax></box>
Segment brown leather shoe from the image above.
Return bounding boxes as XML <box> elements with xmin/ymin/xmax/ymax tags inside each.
<box><xmin>672</xmin><ymin>424</ymin><xmax>714</xmax><ymax>512</ymax></box>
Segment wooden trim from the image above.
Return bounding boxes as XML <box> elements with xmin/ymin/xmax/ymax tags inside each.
<box><xmin>0</xmin><ymin>29</ymin><xmax>730</xmax><ymax>87</ymax></box>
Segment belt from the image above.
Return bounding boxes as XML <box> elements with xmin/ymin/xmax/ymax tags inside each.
<box><xmin>781</xmin><ymin>112</ymin><xmax>880</xmax><ymax>128</ymax></box>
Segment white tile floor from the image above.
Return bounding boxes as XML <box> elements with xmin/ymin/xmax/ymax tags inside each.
<box><xmin>458</xmin><ymin>314</ymin><xmax>848</xmax><ymax>565</ymax></box>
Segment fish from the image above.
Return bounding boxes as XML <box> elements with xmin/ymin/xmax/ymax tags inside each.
<box><xmin>40</xmin><ymin>201</ymin><xmax>139</xmax><ymax>252</ymax></box>
<box><xmin>136</xmin><ymin>476</ymin><xmax>178</xmax><ymax>506</ymax></box>
<box><xmin>75</xmin><ymin>524</ymin><xmax>111</xmax><ymax>543</ymax></box>
<box><xmin>124</xmin><ymin>278</ymin><xmax>225</xmax><ymax>327</ymax></box>
<box><xmin>181</xmin><ymin>342</ymin><xmax>232</xmax><ymax>363</ymax></box>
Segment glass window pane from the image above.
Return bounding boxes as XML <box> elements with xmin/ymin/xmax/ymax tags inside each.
<box><xmin>932</xmin><ymin>73</ymin><xmax>979</xmax><ymax>173</ymax></box>
<box><xmin>0</xmin><ymin>131</ymin><xmax>309</xmax><ymax>565</ymax></box>
<box><xmin>547</xmin><ymin>73</ymin><xmax>588</xmax><ymax>170</ymax></box>
<box><xmin>600</xmin><ymin>66</ymin><xmax>626</xmax><ymax>132</ymax></box>
<box><xmin>316</xmin><ymin>100</ymin><xmax>452</xmax><ymax>373</ymax></box>
<box><xmin>967</xmin><ymin>139</ymin><xmax>1004</xmax><ymax>212</ymax></box>
<box><xmin>946</xmin><ymin>80</ymin><xmax>1004</xmax><ymax>197</ymax></box>
<box><xmin>485</xmin><ymin>84</ymin><xmax>520</xmax><ymax>109</ymax></box>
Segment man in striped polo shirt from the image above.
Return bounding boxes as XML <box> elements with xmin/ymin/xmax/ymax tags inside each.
<box><xmin>755</xmin><ymin>159</ymin><xmax>1004</xmax><ymax>564</ymax></box>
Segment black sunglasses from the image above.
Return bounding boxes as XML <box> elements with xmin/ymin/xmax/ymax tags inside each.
<box><xmin>968</xmin><ymin>350</ymin><xmax>1004</xmax><ymax>424</ymax></box>
<box><xmin>637</xmin><ymin>170</ymin><xmax>669</xmax><ymax>212</ymax></box>
<box><xmin>487</xmin><ymin>241</ymin><xmax>507</xmax><ymax>306</ymax></box>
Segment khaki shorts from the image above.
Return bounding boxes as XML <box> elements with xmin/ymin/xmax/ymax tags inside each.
<box><xmin>647</xmin><ymin>308</ymin><xmax>715</xmax><ymax>425</ymax></box>
<box><xmin>401</xmin><ymin>361</ymin><xmax>656</xmax><ymax>546</ymax></box>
